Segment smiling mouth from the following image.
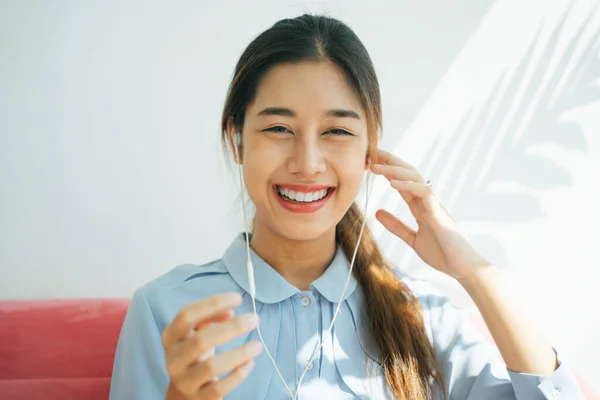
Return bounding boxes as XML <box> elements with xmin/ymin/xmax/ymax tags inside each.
<box><xmin>275</xmin><ymin>185</ymin><xmax>335</xmax><ymax>203</ymax></box>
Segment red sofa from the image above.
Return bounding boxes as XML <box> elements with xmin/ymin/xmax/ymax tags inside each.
<box><xmin>1</xmin><ymin>300</ymin><xmax>598</xmax><ymax>400</ymax></box>
<box><xmin>0</xmin><ymin>299</ymin><xmax>129</xmax><ymax>400</ymax></box>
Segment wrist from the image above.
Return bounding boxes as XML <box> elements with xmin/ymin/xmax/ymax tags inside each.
<box><xmin>456</xmin><ymin>263</ymin><xmax>499</xmax><ymax>292</ymax></box>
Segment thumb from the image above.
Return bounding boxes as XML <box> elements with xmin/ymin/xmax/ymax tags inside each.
<box><xmin>376</xmin><ymin>209</ymin><xmax>416</xmax><ymax>247</ymax></box>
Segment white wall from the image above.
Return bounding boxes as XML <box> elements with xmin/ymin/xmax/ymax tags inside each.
<box><xmin>1</xmin><ymin>0</ymin><xmax>598</xmax><ymax>392</ymax></box>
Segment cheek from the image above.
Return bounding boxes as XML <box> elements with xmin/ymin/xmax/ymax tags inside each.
<box><xmin>241</xmin><ymin>151</ymin><xmax>278</xmax><ymax>203</ymax></box>
<box><xmin>333</xmin><ymin>154</ymin><xmax>367</xmax><ymax>197</ymax></box>
<box><xmin>339</xmin><ymin>165</ymin><xmax>365</xmax><ymax>192</ymax></box>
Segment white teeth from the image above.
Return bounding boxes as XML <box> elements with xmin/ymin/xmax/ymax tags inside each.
<box><xmin>277</xmin><ymin>186</ymin><xmax>329</xmax><ymax>203</ymax></box>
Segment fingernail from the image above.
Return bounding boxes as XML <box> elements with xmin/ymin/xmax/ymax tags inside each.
<box><xmin>247</xmin><ymin>341</ymin><xmax>263</xmax><ymax>355</ymax></box>
<box><xmin>243</xmin><ymin>313</ymin><xmax>258</xmax><ymax>327</ymax></box>
<box><xmin>226</xmin><ymin>292</ymin><xmax>242</xmax><ymax>304</ymax></box>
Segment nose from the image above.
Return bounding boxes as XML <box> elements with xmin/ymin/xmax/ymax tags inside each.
<box><xmin>287</xmin><ymin>135</ymin><xmax>326</xmax><ymax>177</ymax></box>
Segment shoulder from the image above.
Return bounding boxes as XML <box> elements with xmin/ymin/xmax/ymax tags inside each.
<box><xmin>393</xmin><ymin>269</ymin><xmax>494</xmax><ymax>360</ymax></box>
<box><xmin>392</xmin><ymin>270</ymin><xmax>466</xmax><ymax>342</ymax></box>
<box><xmin>128</xmin><ymin>258</ymin><xmax>243</xmax><ymax>332</ymax></box>
<box><xmin>393</xmin><ymin>269</ymin><xmax>449</xmax><ymax>310</ymax></box>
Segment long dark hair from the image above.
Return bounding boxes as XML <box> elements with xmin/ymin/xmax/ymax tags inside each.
<box><xmin>220</xmin><ymin>14</ymin><xmax>446</xmax><ymax>399</ymax></box>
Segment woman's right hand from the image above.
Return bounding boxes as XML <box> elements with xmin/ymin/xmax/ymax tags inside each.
<box><xmin>162</xmin><ymin>292</ymin><xmax>262</xmax><ymax>400</ymax></box>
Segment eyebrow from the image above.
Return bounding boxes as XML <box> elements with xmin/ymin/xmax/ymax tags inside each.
<box><xmin>256</xmin><ymin>107</ymin><xmax>361</xmax><ymax>120</ymax></box>
<box><xmin>257</xmin><ymin>107</ymin><xmax>295</xmax><ymax>117</ymax></box>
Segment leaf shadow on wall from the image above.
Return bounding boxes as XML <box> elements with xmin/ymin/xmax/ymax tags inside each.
<box><xmin>378</xmin><ymin>6</ymin><xmax>600</xmax><ymax>273</ymax></box>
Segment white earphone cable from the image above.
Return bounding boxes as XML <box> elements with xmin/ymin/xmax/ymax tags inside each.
<box><xmin>237</xmin><ymin>160</ymin><xmax>295</xmax><ymax>399</ymax></box>
<box><xmin>236</xmin><ymin>140</ymin><xmax>371</xmax><ymax>399</ymax></box>
<box><xmin>294</xmin><ymin>171</ymin><xmax>371</xmax><ymax>398</ymax></box>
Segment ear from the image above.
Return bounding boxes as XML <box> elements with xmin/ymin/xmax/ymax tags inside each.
<box><xmin>226</xmin><ymin>117</ymin><xmax>242</xmax><ymax>164</ymax></box>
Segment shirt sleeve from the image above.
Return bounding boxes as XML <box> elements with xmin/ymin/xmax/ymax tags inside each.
<box><xmin>427</xmin><ymin>292</ymin><xmax>584</xmax><ymax>400</ymax></box>
<box><xmin>109</xmin><ymin>287</ymin><xmax>169</xmax><ymax>400</ymax></box>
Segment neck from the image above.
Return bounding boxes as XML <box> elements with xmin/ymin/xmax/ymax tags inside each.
<box><xmin>249</xmin><ymin>221</ymin><xmax>337</xmax><ymax>291</ymax></box>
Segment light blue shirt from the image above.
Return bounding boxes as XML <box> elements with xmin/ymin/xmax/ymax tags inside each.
<box><xmin>110</xmin><ymin>234</ymin><xmax>583</xmax><ymax>399</ymax></box>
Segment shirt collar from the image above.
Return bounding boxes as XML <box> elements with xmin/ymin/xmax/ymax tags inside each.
<box><xmin>222</xmin><ymin>233</ymin><xmax>358</xmax><ymax>304</ymax></box>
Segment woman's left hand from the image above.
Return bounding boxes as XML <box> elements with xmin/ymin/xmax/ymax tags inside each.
<box><xmin>371</xmin><ymin>149</ymin><xmax>491</xmax><ymax>280</ymax></box>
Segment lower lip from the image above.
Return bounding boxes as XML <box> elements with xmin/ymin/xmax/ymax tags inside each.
<box><xmin>274</xmin><ymin>186</ymin><xmax>334</xmax><ymax>213</ymax></box>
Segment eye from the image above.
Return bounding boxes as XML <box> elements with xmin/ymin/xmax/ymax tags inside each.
<box><xmin>326</xmin><ymin>128</ymin><xmax>353</xmax><ymax>136</ymax></box>
<box><xmin>265</xmin><ymin>126</ymin><xmax>292</xmax><ymax>134</ymax></box>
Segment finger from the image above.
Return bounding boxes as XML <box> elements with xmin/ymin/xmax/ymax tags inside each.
<box><xmin>390</xmin><ymin>180</ymin><xmax>431</xmax><ymax>200</ymax></box>
<box><xmin>169</xmin><ymin>313</ymin><xmax>259</xmax><ymax>373</ymax></box>
<box><xmin>375</xmin><ymin>149</ymin><xmax>416</xmax><ymax>170</ymax></box>
<box><xmin>195</xmin><ymin>309</ymin><xmax>234</xmax><ymax>331</ymax></box>
<box><xmin>189</xmin><ymin>341</ymin><xmax>262</xmax><ymax>388</ymax></box>
<box><xmin>196</xmin><ymin>313</ymin><xmax>259</xmax><ymax>352</ymax></box>
<box><xmin>391</xmin><ymin>180</ymin><xmax>448</xmax><ymax>222</ymax></box>
<box><xmin>163</xmin><ymin>293</ymin><xmax>242</xmax><ymax>344</ymax></box>
<box><xmin>376</xmin><ymin>209</ymin><xmax>416</xmax><ymax>246</ymax></box>
<box><xmin>194</xmin><ymin>310</ymin><xmax>235</xmax><ymax>365</ymax></box>
<box><xmin>197</xmin><ymin>359</ymin><xmax>255</xmax><ymax>399</ymax></box>
<box><xmin>166</xmin><ymin>310</ymin><xmax>234</xmax><ymax>376</ymax></box>
<box><xmin>371</xmin><ymin>164</ymin><xmax>423</xmax><ymax>183</ymax></box>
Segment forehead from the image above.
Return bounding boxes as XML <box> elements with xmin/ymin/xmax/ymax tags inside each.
<box><xmin>248</xmin><ymin>61</ymin><xmax>364</xmax><ymax>118</ymax></box>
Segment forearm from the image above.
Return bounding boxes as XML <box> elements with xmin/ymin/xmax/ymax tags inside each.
<box><xmin>458</xmin><ymin>265</ymin><xmax>558</xmax><ymax>374</ymax></box>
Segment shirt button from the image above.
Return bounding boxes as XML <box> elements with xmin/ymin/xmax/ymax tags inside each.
<box><xmin>551</xmin><ymin>388</ymin><xmax>561</xmax><ymax>398</ymax></box>
<box><xmin>301</xmin><ymin>296</ymin><xmax>310</xmax><ymax>306</ymax></box>
<box><xmin>305</xmin><ymin>361</ymin><xmax>314</xmax><ymax>370</ymax></box>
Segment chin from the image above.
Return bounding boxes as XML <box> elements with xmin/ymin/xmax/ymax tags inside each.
<box><xmin>273</xmin><ymin>220</ymin><xmax>336</xmax><ymax>243</ymax></box>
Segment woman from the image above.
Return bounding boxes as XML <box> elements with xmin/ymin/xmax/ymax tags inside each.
<box><xmin>109</xmin><ymin>14</ymin><xmax>582</xmax><ymax>400</ymax></box>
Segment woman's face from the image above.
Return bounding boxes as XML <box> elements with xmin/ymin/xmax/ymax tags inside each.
<box><xmin>237</xmin><ymin>60</ymin><xmax>369</xmax><ymax>241</ymax></box>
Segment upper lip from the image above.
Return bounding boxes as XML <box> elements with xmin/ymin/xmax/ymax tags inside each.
<box><xmin>275</xmin><ymin>184</ymin><xmax>334</xmax><ymax>192</ymax></box>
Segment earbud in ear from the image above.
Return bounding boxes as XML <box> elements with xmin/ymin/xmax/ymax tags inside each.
<box><xmin>232</xmin><ymin>132</ymin><xmax>242</xmax><ymax>162</ymax></box>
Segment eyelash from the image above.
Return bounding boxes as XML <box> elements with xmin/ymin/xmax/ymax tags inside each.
<box><xmin>265</xmin><ymin>126</ymin><xmax>353</xmax><ymax>136</ymax></box>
